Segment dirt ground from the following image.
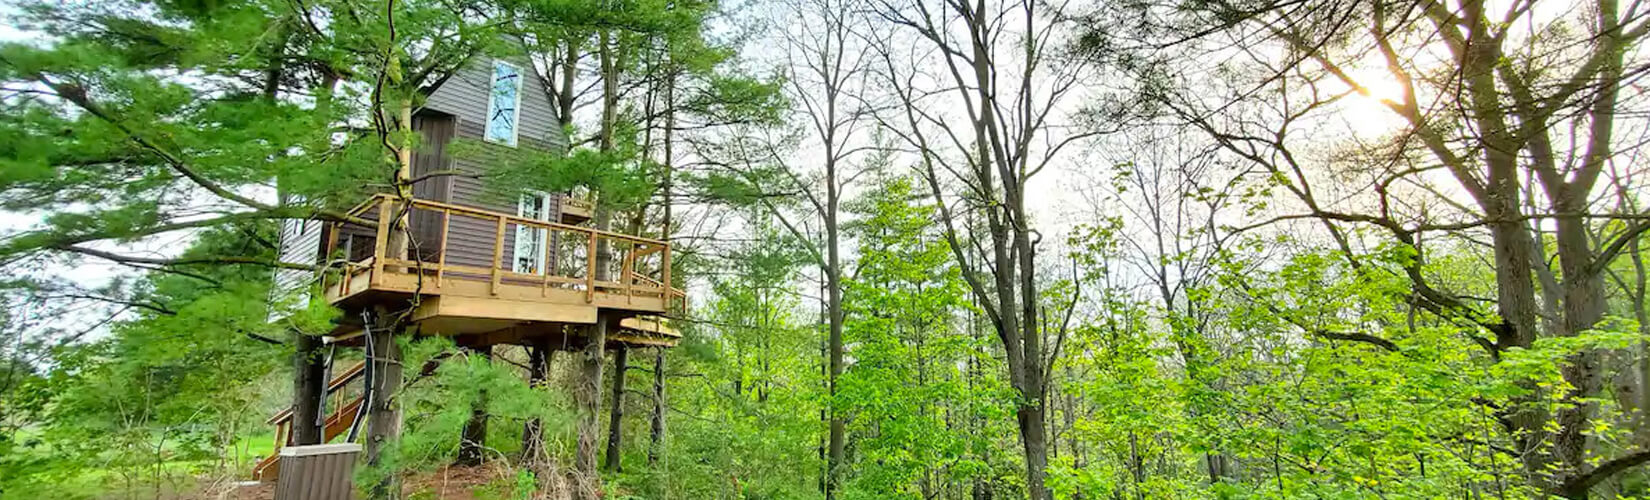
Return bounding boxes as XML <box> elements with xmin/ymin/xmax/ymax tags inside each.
<box><xmin>210</xmin><ymin>463</ymin><xmax>518</xmax><ymax>500</ymax></box>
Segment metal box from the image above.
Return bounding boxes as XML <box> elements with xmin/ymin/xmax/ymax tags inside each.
<box><xmin>274</xmin><ymin>443</ymin><xmax>361</xmax><ymax>500</ymax></box>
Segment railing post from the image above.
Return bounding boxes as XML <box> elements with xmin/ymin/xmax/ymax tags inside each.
<box><xmin>324</xmin><ymin>222</ymin><xmax>340</xmax><ymax>265</ymax></box>
<box><xmin>661</xmin><ymin>243</ymin><xmax>672</xmax><ymax>306</ymax></box>
<box><xmin>551</xmin><ymin>226</ymin><xmax>564</xmax><ymax>293</ymax></box>
<box><xmin>623</xmin><ymin>241</ymin><xmax>635</xmax><ymax>304</ymax></box>
<box><xmin>371</xmin><ymin>199</ymin><xmax>391</xmax><ymax>286</ymax></box>
<box><xmin>436</xmin><ymin>208</ymin><xmax>450</xmax><ymax>289</ymax></box>
<box><xmin>586</xmin><ymin>232</ymin><xmax>597</xmax><ymax>303</ymax></box>
<box><xmin>491</xmin><ymin>215</ymin><xmax>506</xmax><ymax>296</ymax></box>
<box><xmin>324</xmin><ymin>222</ymin><xmax>341</xmax><ymax>296</ymax></box>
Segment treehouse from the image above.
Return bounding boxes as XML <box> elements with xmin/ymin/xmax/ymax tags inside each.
<box><xmin>255</xmin><ymin>53</ymin><xmax>680</xmax><ymax>482</ymax></box>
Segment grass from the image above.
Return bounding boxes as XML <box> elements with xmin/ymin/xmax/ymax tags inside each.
<box><xmin>2</xmin><ymin>430</ymin><xmax>282</xmax><ymax>499</ymax></box>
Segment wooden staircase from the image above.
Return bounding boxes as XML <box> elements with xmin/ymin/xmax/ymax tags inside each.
<box><xmin>252</xmin><ymin>361</ymin><xmax>368</xmax><ymax>481</ymax></box>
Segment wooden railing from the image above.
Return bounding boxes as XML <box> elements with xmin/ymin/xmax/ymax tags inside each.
<box><xmin>323</xmin><ymin>194</ymin><xmax>680</xmax><ymax>306</ymax></box>
<box><xmin>264</xmin><ymin>362</ymin><xmax>366</xmax><ymax>446</ymax></box>
<box><xmin>253</xmin><ymin>361</ymin><xmax>367</xmax><ymax>480</ymax></box>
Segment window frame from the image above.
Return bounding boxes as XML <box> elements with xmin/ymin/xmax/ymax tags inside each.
<box><xmin>484</xmin><ymin>59</ymin><xmax>524</xmax><ymax>147</ymax></box>
<box><xmin>513</xmin><ymin>191</ymin><xmax>551</xmax><ymax>274</ymax></box>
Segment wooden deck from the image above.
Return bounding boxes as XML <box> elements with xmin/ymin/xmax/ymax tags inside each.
<box><xmin>321</xmin><ymin>195</ymin><xmax>682</xmax><ymax>344</ymax></box>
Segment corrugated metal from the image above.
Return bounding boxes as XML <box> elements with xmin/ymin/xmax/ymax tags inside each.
<box><xmin>274</xmin><ymin>445</ymin><xmax>359</xmax><ymax>500</ymax></box>
<box><xmin>273</xmin><ymin>218</ymin><xmax>318</xmax><ymax>292</ymax></box>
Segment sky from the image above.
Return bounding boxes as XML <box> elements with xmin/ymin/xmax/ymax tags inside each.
<box><xmin>0</xmin><ymin>0</ymin><xmax>1442</xmax><ymax>348</ymax></box>
<box><xmin>0</xmin><ymin>11</ymin><xmax>141</xmax><ymax>295</ymax></box>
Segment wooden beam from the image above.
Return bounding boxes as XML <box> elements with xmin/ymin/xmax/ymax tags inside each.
<box><xmin>371</xmin><ymin>200</ymin><xmax>391</xmax><ymax>286</ymax></box>
<box><xmin>585</xmin><ymin>233</ymin><xmax>597</xmax><ymax>303</ymax></box>
<box><xmin>491</xmin><ymin>215</ymin><xmax>505</xmax><ymax>296</ymax></box>
<box><xmin>650</xmin><ymin>244</ymin><xmax>663</xmax><ymax>305</ymax></box>
<box><xmin>437</xmin><ymin>208</ymin><xmax>450</xmax><ymax>287</ymax></box>
<box><xmin>413</xmin><ymin>295</ymin><xmax>598</xmax><ymax>325</ymax></box>
<box><xmin>355</xmin><ymin>271</ymin><xmax>669</xmax><ymax>313</ymax></box>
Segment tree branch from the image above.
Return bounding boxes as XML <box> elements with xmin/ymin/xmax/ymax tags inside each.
<box><xmin>1559</xmin><ymin>449</ymin><xmax>1650</xmax><ymax>496</ymax></box>
<box><xmin>58</xmin><ymin>245</ymin><xmax>319</xmax><ymax>272</ymax></box>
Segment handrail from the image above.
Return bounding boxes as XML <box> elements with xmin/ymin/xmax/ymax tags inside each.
<box><xmin>252</xmin><ymin>394</ymin><xmax>368</xmax><ymax>480</ymax></box>
<box><xmin>265</xmin><ymin>361</ymin><xmax>367</xmax><ymax>425</ymax></box>
<box><xmin>342</xmin><ymin>195</ymin><xmax>383</xmax><ymax>219</ymax></box>
<box><xmin>327</xmin><ymin>361</ymin><xmax>367</xmax><ymax>391</ymax></box>
<box><xmin>326</xmin><ymin>194</ymin><xmax>673</xmax><ymax>308</ymax></box>
<box><xmin>348</xmin><ymin>194</ymin><xmax>667</xmax><ymax>247</ymax></box>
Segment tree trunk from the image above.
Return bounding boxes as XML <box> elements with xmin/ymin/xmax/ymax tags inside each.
<box><xmin>649</xmin><ymin>62</ymin><xmax>674</xmax><ymax>469</ymax></box>
<box><xmin>573</xmin><ymin>317</ymin><xmax>609</xmax><ymax>500</ymax></box>
<box><xmin>1552</xmin><ymin>210</ymin><xmax>1609</xmax><ymax>494</ymax></box>
<box><xmin>290</xmin><ymin>331</ymin><xmax>326</xmax><ymax>446</ymax></box>
<box><xmin>1017</xmin><ymin>394</ymin><xmax>1050</xmax><ymax>500</ymax></box>
<box><xmin>604</xmin><ymin>345</ymin><xmax>628</xmax><ymax>472</ymax></box>
<box><xmin>456</xmin><ymin>345</ymin><xmax>491</xmax><ymax>466</ymax></box>
<box><xmin>825</xmin><ymin>198</ymin><xmax>845</xmax><ymax>500</ymax></box>
<box><xmin>365</xmin><ymin>321</ymin><xmax>404</xmax><ymax>500</ymax></box>
<box><xmin>522</xmin><ymin>337</ymin><xmax>552</xmax><ymax>466</ymax></box>
<box><xmin>649</xmin><ymin>346</ymin><xmax>667</xmax><ymax>466</ymax></box>
<box><xmin>1013</xmin><ymin>201</ymin><xmax>1049</xmax><ymax>500</ymax></box>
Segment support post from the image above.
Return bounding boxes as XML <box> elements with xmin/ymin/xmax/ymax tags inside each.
<box><xmin>522</xmin><ymin>336</ymin><xmax>552</xmax><ymax>466</ymax></box>
<box><xmin>456</xmin><ymin>344</ymin><xmax>491</xmax><ymax>467</ymax></box>
<box><xmin>291</xmin><ymin>331</ymin><xmax>326</xmax><ymax>446</ymax></box>
<box><xmin>436</xmin><ymin>208</ymin><xmax>450</xmax><ymax>288</ymax></box>
<box><xmin>661</xmin><ymin>244</ymin><xmax>672</xmax><ymax>304</ymax></box>
<box><xmin>371</xmin><ymin>200</ymin><xmax>392</xmax><ymax>286</ymax></box>
<box><xmin>585</xmin><ymin>233</ymin><xmax>597</xmax><ymax>303</ymax></box>
<box><xmin>648</xmin><ymin>346</ymin><xmax>666</xmax><ymax>466</ymax></box>
<box><xmin>573</xmin><ymin>315</ymin><xmax>609</xmax><ymax>500</ymax></box>
<box><xmin>604</xmin><ymin>345</ymin><xmax>628</xmax><ymax>472</ymax></box>
<box><xmin>365</xmin><ymin>313</ymin><xmax>404</xmax><ymax>500</ymax></box>
<box><xmin>622</xmin><ymin>243</ymin><xmax>635</xmax><ymax>303</ymax></box>
<box><xmin>491</xmin><ymin>216</ymin><xmax>505</xmax><ymax>295</ymax></box>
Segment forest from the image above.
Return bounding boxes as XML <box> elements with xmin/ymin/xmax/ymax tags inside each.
<box><xmin>2</xmin><ymin>0</ymin><xmax>1650</xmax><ymax>498</ymax></box>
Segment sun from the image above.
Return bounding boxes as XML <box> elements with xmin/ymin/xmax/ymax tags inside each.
<box><xmin>1354</xmin><ymin>70</ymin><xmax>1408</xmax><ymax>106</ymax></box>
<box><xmin>1336</xmin><ymin>67</ymin><xmax>1411</xmax><ymax>137</ymax></box>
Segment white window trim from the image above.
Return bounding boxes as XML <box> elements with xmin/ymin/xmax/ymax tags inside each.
<box><xmin>513</xmin><ymin>191</ymin><xmax>551</xmax><ymax>274</ymax></box>
<box><xmin>484</xmin><ymin>59</ymin><xmax>524</xmax><ymax>147</ymax></box>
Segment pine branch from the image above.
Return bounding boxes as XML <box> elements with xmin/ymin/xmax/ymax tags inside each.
<box><xmin>57</xmin><ymin>245</ymin><xmax>318</xmax><ymax>272</ymax></box>
<box><xmin>33</xmin><ymin>78</ymin><xmax>279</xmax><ymax>213</ymax></box>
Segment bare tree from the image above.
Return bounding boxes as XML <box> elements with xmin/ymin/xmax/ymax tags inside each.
<box><xmin>1084</xmin><ymin>128</ymin><xmax>1251</xmax><ymax>483</ymax></box>
<box><xmin>698</xmin><ymin>0</ymin><xmax>876</xmax><ymax>494</ymax></box>
<box><xmin>868</xmin><ymin>0</ymin><xmax>1097</xmax><ymax>497</ymax></box>
<box><xmin>779</xmin><ymin>1</ymin><xmax>875</xmax><ymax>495</ymax></box>
<box><xmin>1103</xmin><ymin>0</ymin><xmax>1650</xmax><ymax>495</ymax></box>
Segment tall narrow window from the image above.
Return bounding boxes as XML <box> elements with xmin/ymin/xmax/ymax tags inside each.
<box><xmin>485</xmin><ymin>60</ymin><xmax>522</xmax><ymax>146</ymax></box>
<box><xmin>514</xmin><ymin>192</ymin><xmax>550</xmax><ymax>274</ymax></box>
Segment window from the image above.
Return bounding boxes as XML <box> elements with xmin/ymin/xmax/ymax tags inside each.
<box><xmin>513</xmin><ymin>192</ymin><xmax>550</xmax><ymax>274</ymax></box>
<box><xmin>485</xmin><ymin>60</ymin><xmax>523</xmax><ymax>146</ymax></box>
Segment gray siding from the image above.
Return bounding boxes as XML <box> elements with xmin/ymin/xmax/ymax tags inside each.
<box><xmin>420</xmin><ymin>55</ymin><xmax>573</xmax><ymax>275</ymax></box>
<box><xmin>441</xmin><ymin>119</ymin><xmax>565</xmax><ymax>273</ymax></box>
<box><xmin>272</xmin><ymin>51</ymin><xmax>578</xmax><ymax>303</ymax></box>
<box><xmin>271</xmin><ymin>209</ymin><xmax>324</xmax><ymax>316</ymax></box>
<box><xmin>422</xmin><ymin>55</ymin><xmax>568</xmax><ymax>152</ymax></box>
